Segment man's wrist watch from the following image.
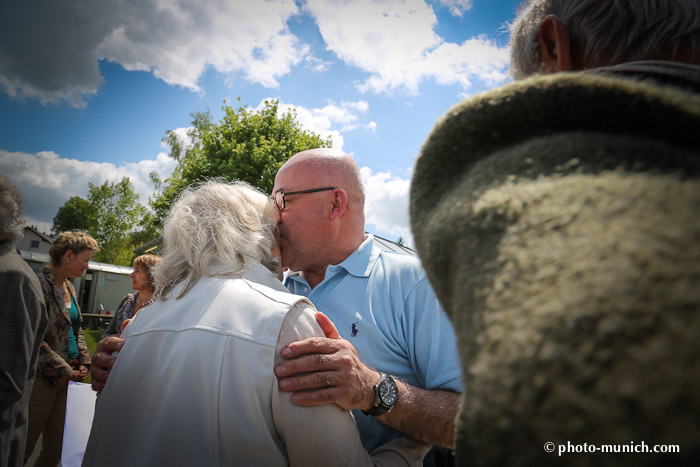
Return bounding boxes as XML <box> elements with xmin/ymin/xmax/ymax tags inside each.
<box><xmin>362</xmin><ymin>373</ymin><xmax>399</xmax><ymax>416</ymax></box>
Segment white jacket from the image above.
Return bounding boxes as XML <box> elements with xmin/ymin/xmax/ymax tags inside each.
<box><xmin>82</xmin><ymin>263</ymin><xmax>428</xmax><ymax>466</ymax></box>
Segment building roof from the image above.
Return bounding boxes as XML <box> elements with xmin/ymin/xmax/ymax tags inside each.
<box><xmin>17</xmin><ymin>249</ymin><xmax>134</xmax><ymax>274</ymax></box>
<box><xmin>24</xmin><ymin>225</ymin><xmax>54</xmax><ymax>244</ymax></box>
<box><xmin>371</xmin><ymin>234</ymin><xmax>416</xmax><ymax>256</ymax></box>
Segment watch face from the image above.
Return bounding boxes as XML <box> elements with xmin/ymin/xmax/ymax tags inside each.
<box><xmin>379</xmin><ymin>378</ymin><xmax>399</xmax><ymax>406</ymax></box>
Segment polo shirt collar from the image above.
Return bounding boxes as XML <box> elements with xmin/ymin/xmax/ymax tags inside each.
<box><xmin>327</xmin><ymin>234</ymin><xmax>378</xmax><ymax>278</ymax></box>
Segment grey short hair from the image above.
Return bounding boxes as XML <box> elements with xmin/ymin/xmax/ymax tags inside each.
<box><xmin>153</xmin><ymin>180</ymin><xmax>279</xmax><ymax>300</ymax></box>
<box><xmin>510</xmin><ymin>0</ymin><xmax>700</xmax><ymax>80</ymax></box>
<box><xmin>0</xmin><ymin>173</ymin><xmax>24</xmax><ymax>249</ymax></box>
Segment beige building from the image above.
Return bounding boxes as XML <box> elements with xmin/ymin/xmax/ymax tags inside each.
<box><xmin>17</xmin><ymin>225</ymin><xmax>54</xmax><ymax>255</ymax></box>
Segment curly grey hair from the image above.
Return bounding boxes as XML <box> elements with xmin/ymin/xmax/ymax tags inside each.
<box><xmin>0</xmin><ymin>173</ymin><xmax>25</xmax><ymax>252</ymax></box>
<box><xmin>510</xmin><ymin>0</ymin><xmax>700</xmax><ymax>80</ymax></box>
<box><xmin>153</xmin><ymin>180</ymin><xmax>279</xmax><ymax>300</ymax></box>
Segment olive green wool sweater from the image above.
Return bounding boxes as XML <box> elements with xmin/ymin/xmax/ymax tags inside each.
<box><xmin>410</xmin><ymin>63</ymin><xmax>700</xmax><ymax>467</ymax></box>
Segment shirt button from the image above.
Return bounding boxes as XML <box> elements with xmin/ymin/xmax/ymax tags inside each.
<box><xmin>303</xmin><ymin>287</ymin><xmax>308</xmax><ymax>293</ymax></box>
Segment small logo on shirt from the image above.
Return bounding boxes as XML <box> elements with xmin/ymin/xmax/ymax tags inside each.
<box><xmin>351</xmin><ymin>322</ymin><xmax>358</xmax><ymax>338</ymax></box>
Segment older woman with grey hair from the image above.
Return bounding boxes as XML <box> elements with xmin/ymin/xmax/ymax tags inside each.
<box><xmin>83</xmin><ymin>180</ymin><xmax>426</xmax><ymax>467</ymax></box>
<box><xmin>0</xmin><ymin>174</ymin><xmax>47</xmax><ymax>467</ymax></box>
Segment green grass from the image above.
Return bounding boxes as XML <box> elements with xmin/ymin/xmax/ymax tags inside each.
<box><xmin>83</xmin><ymin>329</ymin><xmax>103</xmax><ymax>385</ymax></box>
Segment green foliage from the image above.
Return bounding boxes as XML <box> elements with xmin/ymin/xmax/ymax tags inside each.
<box><xmin>82</xmin><ymin>329</ymin><xmax>103</xmax><ymax>385</ymax></box>
<box><xmin>149</xmin><ymin>98</ymin><xmax>332</xmax><ymax>229</ymax></box>
<box><xmin>87</xmin><ymin>177</ymin><xmax>146</xmax><ymax>265</ymax></box>
<box><xmin>52</xmin><ymin>196</ymin><xmax>96</xmax><ymax>235</ymax></box>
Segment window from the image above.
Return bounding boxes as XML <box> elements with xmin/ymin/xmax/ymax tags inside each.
<box><xmin>30</xmin><ymin>240</ymin><xmax>40</xmax><ymax>249</ymax></box>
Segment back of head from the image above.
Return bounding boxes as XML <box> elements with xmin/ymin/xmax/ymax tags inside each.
<box><xmin>154</xmin><ymin>180</ymin><xmax>278</xmax><ymax>299</ymax></box>
<box><xmin>510</xmin><ymin>0</ymin><xmax>700</xmax><ymax>79</ymax></box>
<box><xmin>132</xmin><ymin>254</ymin><xmax>162</xmax><ymax>289</ymax></box>
<box><xmin>49</xmin><ymin>231</ymin><xmax>99</xmax><ymax>267</ymax></box>
<box><xmin>0</xmin><ymin>173</ymin><xmax>24</xmax><ymax>254</ymax></box>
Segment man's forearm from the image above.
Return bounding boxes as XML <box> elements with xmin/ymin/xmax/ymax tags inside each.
<box><xmin>377</xmin><ymin>380</ymin><xmax>459</xmax><ymax>449</ymax></box>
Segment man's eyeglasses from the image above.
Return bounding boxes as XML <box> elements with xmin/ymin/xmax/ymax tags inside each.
<box><xmin>271</xmin><ymin>186</ymin><xmax>336</xmax><ymax>211</ymax></box>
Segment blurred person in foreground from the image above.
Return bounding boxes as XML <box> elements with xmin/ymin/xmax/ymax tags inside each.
<box><xmin>24</xmin><ymin>231</ymin><xmax>98</xmax><ymax>466</ymax></box>
<box><xmin>0</xmin><ymin>174</ymin><xmax>48</xmax><ymax>467</ymax></box>
<box><xmin>409</xmin><ymin>0</ymin><xmax>700</xmax><ymax>465</ymax></box>
<box><xmin>101</xmin><ymin>254</ymin><xmax>161</xmax><ymax>338</ymax></box>
<box><xmin>82</xmin><ymin>180</ymin><xmax>427</xmax><ymax>466</ymax></box>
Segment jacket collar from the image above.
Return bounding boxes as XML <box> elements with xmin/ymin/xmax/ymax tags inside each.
<box><xmin>243</xmin><ymin>262</ymin><xmax>289</xmax><ymax>293</ymax></box>
<box><xmin>42</xmin><ymin>265</ymin><xmax>74</xmax><ymax>321</ymax></box>
<box><xmin>168</xmin><ymin>262</ymin><xmax>288</xmax><ymax>299</ymax></box>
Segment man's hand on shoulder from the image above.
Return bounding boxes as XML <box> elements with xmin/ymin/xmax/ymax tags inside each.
<box><xmin>274</xmin><ymin>329</ymin><xmax>379</xmax><ymax>412</ymax></box>
<box><xmin>91</xmin><ymin>336</ymin><xmax>124</xmax><ymax>393</ymax></box>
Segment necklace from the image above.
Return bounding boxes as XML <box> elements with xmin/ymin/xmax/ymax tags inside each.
<box><xmin>136</xmin><ymin>298</ymin><xmax>153</xmax><ymax>307</ymax></box>
<box><xmin>62</xmin><ymin>283</ymin><xmax>71</xmax><ymax>309</ymax></box>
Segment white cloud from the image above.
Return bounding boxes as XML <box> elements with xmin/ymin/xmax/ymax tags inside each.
<box><xmin>259</xmin><ymin>98</ymin><xmax>375</xmax><ymax>150</ymax></box>
<box><xmin>437</xmin><ymin>0</ymin><xmax>474</xmax><ymax>17</ymax></box>
<box><xmin>304</xmin><ymin>55</ymin><xmax>333</xmax><ymax>73</ymax></box>
<box><xmin>1</xmin><ymin>148</ymin><xmax>415</xmax><ymax>248</ymax></box>
<box><xmin>360</xmin><ymin>166</ymin><xmax>414</xmax><ymax>247</ymax></box>
<box><xmin>0</xmin><ymin>149</ymin><xmax>176</xmax><ymax>231</ymax></box>
<box><xmin>0</xmin><ymin>0</ymin><xmax>508</xmax><ymax>107</ymax></box>
<box><xmin>0</xmin><ymin>0</ymin><xmax>306</xmax><ymax>107</ymax></box>
<box><xmin>423</xmin><ymin>35</ymin><xmax>510</xmax><ymax>89</ymax></box>
<box><xmin>305</xmin><ymin>0</ymin><xmax>509</xmax><ymax>94</ymax></box>
<box><xmin>163</xmin><ymin>127</ymin><xmax>197</xmax><ymax>154</ymax></box>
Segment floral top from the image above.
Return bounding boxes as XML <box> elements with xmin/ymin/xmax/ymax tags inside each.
<box><xmin>36</xmin><ymin>266</ymin><xmax>90</xmax><ymax>385</ymax></box>
<box><xmin>102</xmin><ymin>293</ymin><xmax>138</xmax><ymax>339</ymax></box>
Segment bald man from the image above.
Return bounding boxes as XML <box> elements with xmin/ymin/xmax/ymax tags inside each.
<box><xmin>270</xmin><ymin>149</ymin><xmax>461</xmax><ymax>453</ymax></box>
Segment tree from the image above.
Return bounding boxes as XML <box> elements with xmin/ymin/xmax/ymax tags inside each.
<box><xmin>149</xmin><ymin>98</ymin><xmax>332</xmax><ymax>230</ymax></box>
<box><xmin>87</xmin><ymin>177</ymin><xmax>146</xmax><ymax>265</ymax></box>
<box><xmin>52</xmin><ymin>196</ymin><xmax>96</xmax><ymax>234</ymax></box>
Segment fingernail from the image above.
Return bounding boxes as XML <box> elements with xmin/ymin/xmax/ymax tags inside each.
<box><xmin>279</xmin><ymin>380</ymin><xmax>290</xmax><ymax>389</ymax></box>
<box><xmin>281</xmin><ymin>348</ymin><xmax>291</xmax><ymax>357</ymax></box>
<box><xmin>274</xmin><ymin>365</ymin><xmax>285</xmax><ymax>376</ymax></box>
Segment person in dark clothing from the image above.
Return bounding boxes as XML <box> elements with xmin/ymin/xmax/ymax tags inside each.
<box><xmin>410</xmin><ymin>1</ymin><xmax>700</xmax><ymax>465</ymax></box>
<box><xmin>0</xmin><ymin>174</ymin><xmax>48</xmax><ymax>467</ymax></box>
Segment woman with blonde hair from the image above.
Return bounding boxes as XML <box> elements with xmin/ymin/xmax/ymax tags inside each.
<box><xmin>102</xmin><ymin>254</ymin><xmax>161</xmax><ymax>338</ymax></box>
<box><xmin>24</xmin><ymin>231</ymin><xmax>98</xmax><ymax>467</ymax></box>
<box><xmin>83</xmin><ymin>181</ymin><xmax>425</xmax><ymax>466</ymax></box>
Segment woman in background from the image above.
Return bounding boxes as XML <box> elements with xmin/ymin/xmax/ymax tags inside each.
<box><xmin>102</xmin><ymin>254</ymin><xmax>161</xmax><ymax>338</ymax></box>
<box><xmin>24</xmin><ymin>231</ymin><xmax>98</xmax><ymax>467</ymax></box>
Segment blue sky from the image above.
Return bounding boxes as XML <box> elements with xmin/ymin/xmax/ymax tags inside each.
<box><xmin>0</xmin><ymin>0</ymin><xmax>522</xmax><ymax>247</ymax></box>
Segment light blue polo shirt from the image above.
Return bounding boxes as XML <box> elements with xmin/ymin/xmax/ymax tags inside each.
<box><xmin>284</xmin><ymin>235</ymin><xmax>462</xmax><ymax>452</ymax></box>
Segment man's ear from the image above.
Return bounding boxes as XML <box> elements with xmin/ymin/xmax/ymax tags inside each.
<box><xmin>329</xmin><ymin>188</ymin><xmax>348</xmax><ymax>220</ymax></box>
<box><xmin>538</xmin><ymin>15</ymin><xmax>573</xmax><ymax>73</ymax></box>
